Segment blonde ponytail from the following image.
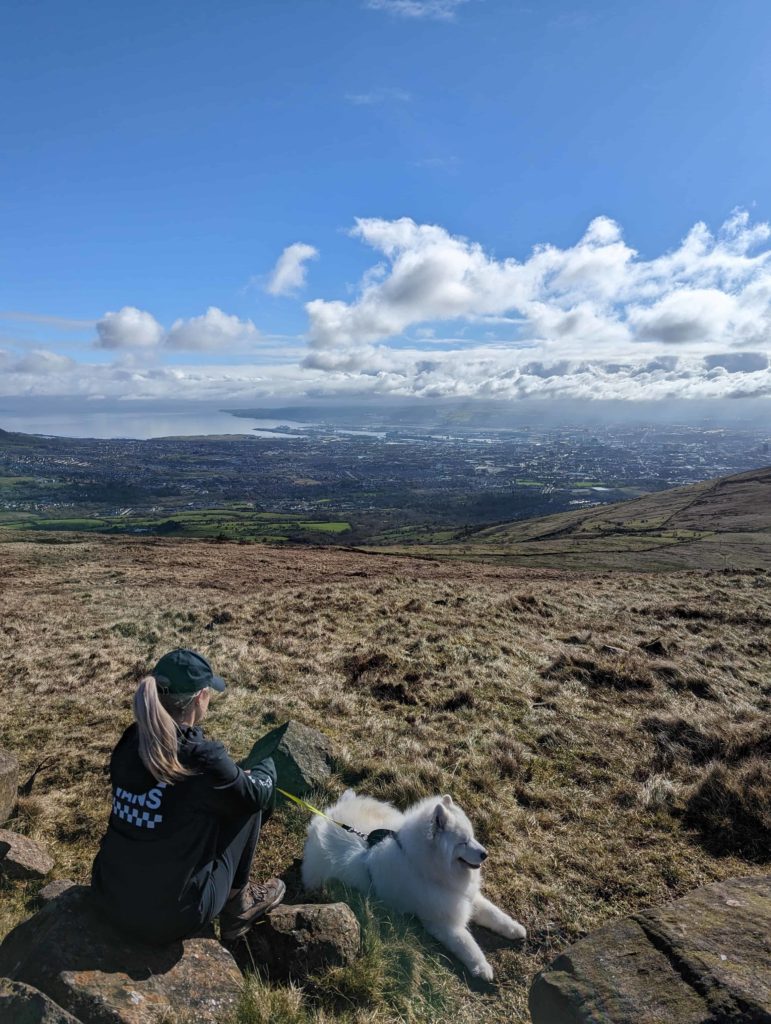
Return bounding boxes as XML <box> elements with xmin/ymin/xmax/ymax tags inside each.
<box><xmin>133</xmin><ymin>676</ymin><xmax>196</xmax><ymax>784</ymax></box>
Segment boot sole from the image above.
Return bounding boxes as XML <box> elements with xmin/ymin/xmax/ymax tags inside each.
<box><xmin>220</xmin><ymin>880</ymin><xmax>286</xmax><ymax>941</ymax></box>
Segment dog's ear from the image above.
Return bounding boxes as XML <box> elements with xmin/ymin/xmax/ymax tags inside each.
<box><xmin>434</xmin><ymin>802</ymin><xmax>450</xmax><ymax>832</ymax></box>
<box><xmin>441</xmin><ymin>794</ymin><xmax>453</xmax><ymax>807</ymax></box>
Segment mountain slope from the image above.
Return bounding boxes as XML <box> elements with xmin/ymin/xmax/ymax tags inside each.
<box><xmin>0</xmin><ymin>534</ymin><xmax>768</xmax><ymax>1024</ymax></box>
<box><xmin>372</xmin><ymin>467</ymin><xmax>771</xmax><ymax>571</ymax></box>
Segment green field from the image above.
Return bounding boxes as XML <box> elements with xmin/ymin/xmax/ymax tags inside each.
<box><xmin>0</xmin><ymin>506</ymin><xmax>351</xmax><ymax>542</ymax></box>
<box><xmin>0</xmin><ymin>476</ymin><xmax>39</xmax><ymax>487</ymax></box>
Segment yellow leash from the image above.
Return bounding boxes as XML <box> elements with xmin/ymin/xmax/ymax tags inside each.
<box><xmin>276</xmin><ymin>787</ymin><xmax>368</xmax><ymax>840</ymax></box>
<box><xmin>276</xmin><ymin>787</ymin><xmax>335</xmax><ymax>820</ymax></box>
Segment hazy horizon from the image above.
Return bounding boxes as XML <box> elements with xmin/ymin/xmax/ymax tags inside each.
<box><xmin>2</xmin><ymin>395</ymin><xmax>769</xmax><ymax>441</ymax></box>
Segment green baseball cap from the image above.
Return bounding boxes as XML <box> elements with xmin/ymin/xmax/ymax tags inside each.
<box><xmin>152</xmin><ymin>648</ymin><xmax>226</xmax><ymax>695</ymax></box>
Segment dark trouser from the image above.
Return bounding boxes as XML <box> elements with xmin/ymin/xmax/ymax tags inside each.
<box><xmin>92</xmin><ymin>810</ymin><xmax>267</xmax><ymax>945</ymax></box>
<box><xmin>92</xmin><ymin>811</ymin><xmax>268</xmax><ymax>946</ymax></box>
<box><xmin>197</xmin><ymin>810</ymin><xmax>262</xmax><ymax>926</ymax></box>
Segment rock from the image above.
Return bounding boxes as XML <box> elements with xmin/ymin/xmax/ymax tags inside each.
<box><xmin>529</xmin><ymin>875</ymin><xmax>771</xmax><ymax>1024</ymax></box>
<box><xmin>599</xmin><ymin>644</ymin><xmax>625</xmax><ymax>656</ymax></box>
<box><xmin>0</xmin><ymin>886</ymin><xmax>243</xmax><ymax>1024</ymax></box>
<box><xmin>0</xmin><ymin>749</ymin><xmax>18</xmax><ymax>824</ymax></box>
<box><xmin>0</xmin><ymin>830</ymin><xmax>53</xmax><ymax>880</ymax></box>
<box><xmin>0</xmin><ymin>977</ymin><xmax>83</xmax><ymax>1023</ymax></box>
<box><xmin>239</xmin><ymin>902</ymin><xmax>360</xmax><ymax>982</ymax></box>
<box><xmin>38</xmin><ymin>879</ymin><xmax>76</xmax><ymax>904</ymax></box>
<box><xmin>274</xmin><ymin>720</ymin><xmax>335</xmax><ymax>796</ymax></box>
<box><xmin>640</xmin><ymin>637</ymin><xmax>668</xmax><ymax>657</ymax></box>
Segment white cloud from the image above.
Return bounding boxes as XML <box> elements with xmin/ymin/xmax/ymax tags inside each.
<box><xmin>365</xmin><ymin>0</ymin><xmax>470</xmax><ymax>20</ymax></box>
<box><xmin>305</xmin><ymin>211</ymin><xmax>771</xmax><ymax>358</ymax></box>
<box><xmin>345</xmin><ymin>87</ymin><xmax>412</xmax><ymax>105</ymax></box>
<box><xmin>96</xmin><ymin>307</ymin><xmax>164</xmax><ymax>350</ymax></box>
<box><xmin>8</xmin><ymin>350</ymin><xmax>76</xmax><ymax>374</ymax></box>
<box><xmin>296</xmin><ymin>209</ymin><xmax>771</xmax><ymax>401</ymax></box>
<box><xmin>165</xmin><ymin>307</ymin><xmax>260</xmax><ymax>351</ymax></box>
<box><xmin>266</xmin><ymin>243</ymin><xmax>319</xmax><ymax>297</ymax></box>
<box><xmin>629</xmin><ymin>289</ymin><xmax>735</xmax><ymax>343</ymax></box>
<box><xmin>8</xmin><ymin>210</ymin><xmax>771</xmax><ymax>406</ymax></box>
<box><xmin>704</xmin><ymin>351</ymin><xmax>768</xmax><ymax>373</ymax></box>
<box><xmin>1</xmin><ymin>344</ymin><xmax>770</xmax><ymax>404</ymax></box>
<box><xmin>93</xmin><ymin>306</ymin><xmax>262</xmax><ymax>353</ymax></box>
<box><xmin>306</xmin><ymin>216</ymin><xmax>550</xmax><ymax>350</ymax></box>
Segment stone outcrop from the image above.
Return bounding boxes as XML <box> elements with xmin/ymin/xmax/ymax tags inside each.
<box><xmin>38</xmin><ymin>879</ymin><xmax>76</xmax><ymax>904</ymax></box>
<box><xmin>529</xmin><ymin>874</ymin><xmax>771</xmax><ymax>1024</ymax></box>
<box><xmin>274</xmin><ymin>720</ymin><xmax>335</xmax><ymax>796</ymax></box>
<box><xmin>239</xmin><ymin>902</ymin><xmax>360</xmax><ymax>982</ymax></box>
<box><xmin>0</xmin><ymin>886</ymin><xmax>243</xmax><ymax>1024</ymax></box>
<box><xmin>0</xmin><ymin>830</ymin><xmax>54</xmax><ymax>880</ymax></box>
<box><xmin>0</xmin><ymin>978</ymin><xmax>83</xmax><ymax>1023</ymax></box>
<box><xmin>0</xmin><ymin>748</ymin><xmax>18</xmax><ymax>824</ymax></box>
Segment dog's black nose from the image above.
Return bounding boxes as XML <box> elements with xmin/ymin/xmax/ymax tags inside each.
<box><xmin>480</xmin><ymin>849</ymin><xmax>488</xmax><ymax>862</ymax></box>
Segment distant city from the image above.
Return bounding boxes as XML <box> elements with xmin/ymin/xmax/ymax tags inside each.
<box><xmin>1</xmin><ymin>413</ymin><xmax>769</xmax><ymax>545</ymax></box>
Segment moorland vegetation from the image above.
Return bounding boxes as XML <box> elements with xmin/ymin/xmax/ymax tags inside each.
<box><xmin>1</xmin><ymin>525</ymin><xmax>769</xmax><ymax>1023</ymax></box>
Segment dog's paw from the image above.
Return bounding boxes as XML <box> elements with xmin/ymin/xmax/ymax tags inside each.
<box><xmin>472</xmin><ymin>960</ymin><xmax>494</xmax><ymax>982</ymax></box>
<box><xmin>500</xmin><ymin>917</ymin><xmax>527</xmax><ymax>941</ymax></box>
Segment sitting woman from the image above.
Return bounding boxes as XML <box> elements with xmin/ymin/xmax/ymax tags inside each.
<box><xmin>92</xmin><ymin>648</ymin><xmax>284</xmax><ymax>944</ymax></box>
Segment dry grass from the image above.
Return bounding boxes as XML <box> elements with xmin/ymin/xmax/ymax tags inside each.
<box><xmin>0</xmin><ymin>531</ymin><xmax>769</xmax><ymax>1023</ymax></box>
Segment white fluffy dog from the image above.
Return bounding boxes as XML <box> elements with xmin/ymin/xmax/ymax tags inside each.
<box><xmin>301</xmin><ymin>789</ymin><xmax>526</xmax><ymax>981</ymax></box>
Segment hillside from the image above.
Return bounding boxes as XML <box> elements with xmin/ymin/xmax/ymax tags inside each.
<box><xmin>1</xmin><ymin>532</ymin><xmax>768</xmax><ymax>1023</ymax></box>
<box><xmin>372</xmin><ymin>466</ymin><xmax>771</xmax><ymax>572</ymax></box>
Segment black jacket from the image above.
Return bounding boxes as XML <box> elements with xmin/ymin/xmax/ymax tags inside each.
<box><xmin>91</xmin><ymin>722</ymin><xmax>275</xmax><ymax>941</ymax></box>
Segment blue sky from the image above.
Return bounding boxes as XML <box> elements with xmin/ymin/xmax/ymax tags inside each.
<box><xmin>1</xmin><ymin>0</ymin><xmax>771</xmax><ymax>405</ymax></box>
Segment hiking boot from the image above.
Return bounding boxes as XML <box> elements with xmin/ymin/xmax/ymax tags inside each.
<box><xmin>219</xmin><ymin>878</ymin><xmax>286</xmax><ymax>941</ymax></box>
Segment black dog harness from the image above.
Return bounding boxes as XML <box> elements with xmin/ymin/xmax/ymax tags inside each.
<box><xmin>364</xmin><ymin>827</ymin><xmax>403</xmax><ymax>849</ymax></box>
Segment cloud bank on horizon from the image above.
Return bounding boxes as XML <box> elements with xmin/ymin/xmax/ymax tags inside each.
<box><xmin>2</xmin><ymin>210</ymin><xmax>771</xmax><ymax>403</ymax></box>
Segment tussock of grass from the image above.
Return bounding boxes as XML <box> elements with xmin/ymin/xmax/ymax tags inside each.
<box><xmin>644</xmin><ymin>713</ymin><xmax>770</xmax><ymax>769</ymax></box>
<box><xmin>684</xmin><ymin>757</ymin><xmax>771</xmax><ymax>862</ymax></box>
<box><xmin>638</xmin><ymin>772</ymin><xmax>679</xmax><ymax>811</ymax></box>
<box><xmin>231</xmin><ymin>976</ymin><xmax>309</xmax><ymax>1024</ymax></box>
<box><xmin>542</xmin><ymin>650</ymin><xmax>654</xmax><ymax>691</ymax></box>
<box><xmin>309</xmin><ymin>891</ymin><xmax>455</xmax><ymax>1021</ymax></box>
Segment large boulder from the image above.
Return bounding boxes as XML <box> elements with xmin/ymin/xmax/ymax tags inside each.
<box><xmin>0</xmin><ymin>886</ymin><xmax>243</xmax><ymax>1024</ymax></box>
<box><xmin>274</xmin><ymin>720</ymin><xmax>335</xmax><ymax>797</ymax></box>
<box><xmin>0</xmin><ymin>748</ymin><xmax>18</xmax><ymax>824</ymax></box>
<box><xmin>0</xmin><ymin>830</ymin><xmax>53</xmax><ymax>880</ymax></box>
<box><xmin>38</xmin><ymin>880</ymin><xmax>76</xmax><ymax>904</ymax></box>
<box><xmin>529</xmin><ymin>874</ymin><xmax>771</xmax><ymax>1024</ymax></box>
<box><xmin>239</xmin><ymin>902</ymin><xmax>360</xmax><ymax>982</ymax></box>
<box><xmin>0</xmin><ymin>978</ymin><xmax>82</xmax><ymax>1023</ymax></box>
